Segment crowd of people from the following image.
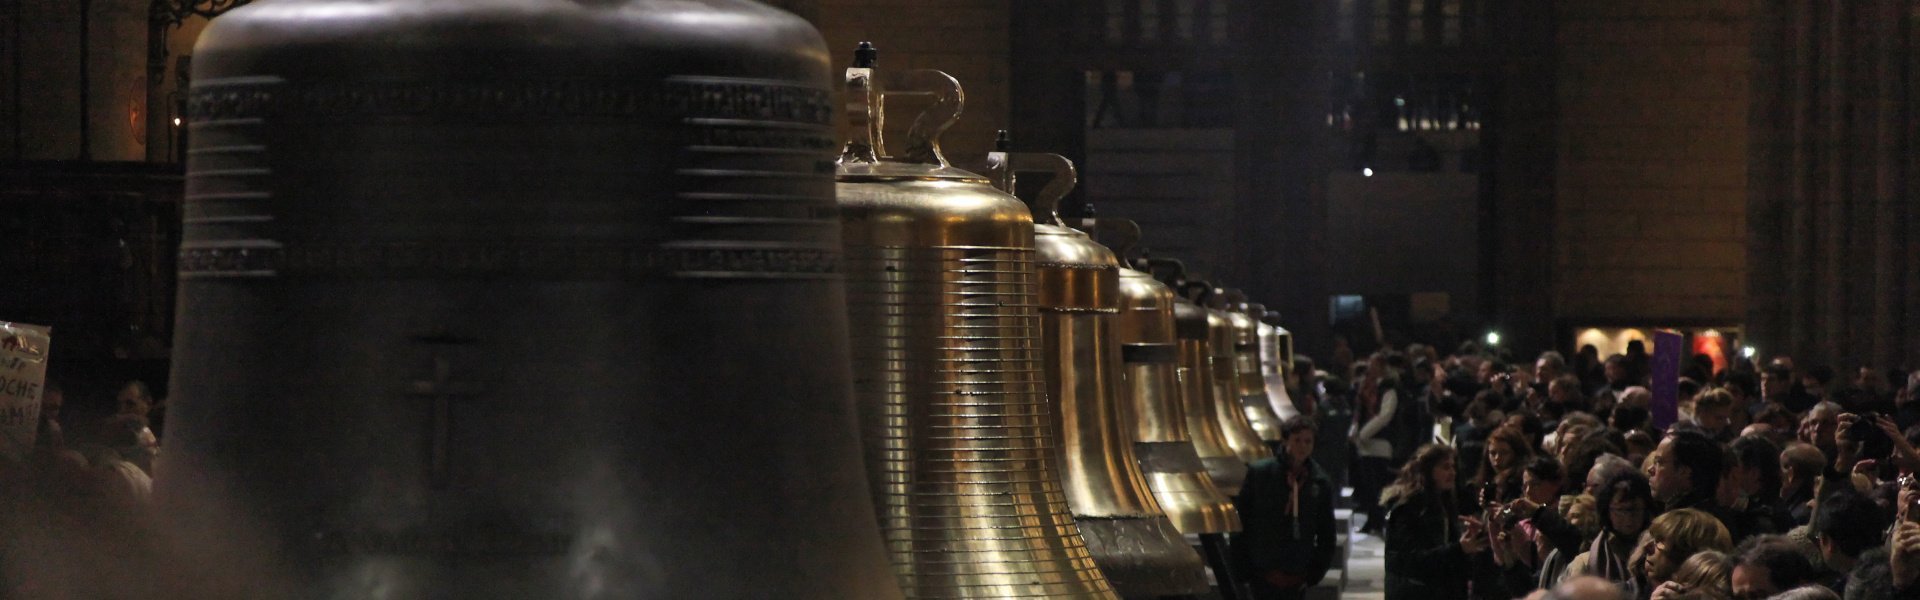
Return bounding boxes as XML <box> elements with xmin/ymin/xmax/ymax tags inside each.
<box><xmin>3</xmin><ymin>379</ymin><xmax>164</xmax><ymax>508</ymax></box>
<box><xmin>1231</xmin><ymin>341</ymin><xmax>1920</xmax><ymax>600</ymax></box>
<box><xmin>13</xmin><ymin>345</ymin><xmax>1920</xmax><ymax>600</ymax></box>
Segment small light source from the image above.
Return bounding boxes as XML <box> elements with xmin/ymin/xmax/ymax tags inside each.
<box><xmin>1362</xmin><ymin>167</ymin><xmax>1374</xmax><ymax>177</ymax></box>
<box><xmin>1741</xmin><ymin>346</ymin><xmax>1756</xmax><ymax>358</ymax></box>
<box><xmin>1485</xmin><ymin>331</ymin><xmax>1501</xmax><ymax>346</ymax></box>
<box><xmin>172</xmin><ymin>117</ymin><xmax>182</xmax><ymax>126</ymax></box>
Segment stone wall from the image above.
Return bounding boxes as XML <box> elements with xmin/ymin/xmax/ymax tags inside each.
<box><xmin>6</xmin><ymin>0</ymin><xmax>206</xmax><ymax>162</ymax></box>
<box><xmin>1553</xmin><ymin>0</ymin><xmax>1751</xmax><ymax>324</ymax></box>
<box><xmin>7</xmin><ymin>0</ymin><xmax>152</xmax><ymax>161</ymax></box>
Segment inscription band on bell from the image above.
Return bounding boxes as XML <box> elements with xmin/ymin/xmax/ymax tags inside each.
<box><xmin>187</xmin><ymin>76</ymin><xmax>836</xmax><ymax>125</ymax></box>
<box><xmin>179</xmin><ymin>242</ymin><xmax>842</xmax><ymax>279</ymax></box>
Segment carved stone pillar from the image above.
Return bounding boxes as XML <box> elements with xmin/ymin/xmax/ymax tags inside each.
<box><xmin>1747</xmin><ymin>0</ymin><xmax>1914</xmax><ymax>368</ymax></box>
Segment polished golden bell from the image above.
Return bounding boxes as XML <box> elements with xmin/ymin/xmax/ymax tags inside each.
<box><xmin>1005</xmin><ymin>151</ymin><xmax>1208</xmax><ymax>599</ymax></box>
<box><xmin>1217</xmin><ymin>291</ymin><xmax>1284</xmax><ymax>446</ymax></box>
<box><xmin>1206</xmin><ymin>304</ymin><xmax>1279</xmax><ymax>464</ymax></box>
<box><xmin>1254</xmin><ymin>307</ymin><xmax>1302</xmax><ymax>421</ymax></box>
<box><xmin>1169</xmin><ymin>294</ymin><xmax>1259</xmax><ymax>494</ymax></box>
<box><xmin>1114</xmin><ymin>265</ymin><xmax>1241</xmax><ymax>535</ymax></box>
<box><xmin>837</xmin><ymin>60</ymin><xmax>1115</xmax><ymax>600</ymax></box>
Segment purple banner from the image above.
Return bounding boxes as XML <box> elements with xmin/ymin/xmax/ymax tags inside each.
<box><xmin>1651</xmin><ymin>331</ymin><xmax>1684</xmax><ymax>430</ymax></box>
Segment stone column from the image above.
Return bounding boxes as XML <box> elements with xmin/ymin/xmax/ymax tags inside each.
<box><xmin>1747</xmin><ymin>0</ymin><xmax>1914</xmax><ymax>368</ymax></box>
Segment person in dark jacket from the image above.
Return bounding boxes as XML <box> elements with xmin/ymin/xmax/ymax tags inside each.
<box><xmin>1384</xmin><ymin>443</ymin><xmax>1491</xmax><ymax>600</ymax></box>
<box><xmin>1234</xmin><ymin>416</ymin><xmax>1338</xmax><ymax>600</ymax></box>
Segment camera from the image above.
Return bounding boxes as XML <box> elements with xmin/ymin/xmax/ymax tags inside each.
<box><xmin>1851</xmin><ymin>411</ymin><xmax>1893</xmax><ymax>460</ymax></box>
<box><xmin>1497</xmin><ymin>506</ymin><xmax>1519</xmax><ymax>528</ymax></box>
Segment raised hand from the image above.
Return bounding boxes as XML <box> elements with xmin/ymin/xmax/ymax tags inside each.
<box><xmin>1459</xmin><ymin>516</ymin><xmax>1490</xmax><ymax>554</ymax></box>
<box><xmin>1892</xmin><ymin>521</ymin><xmax>1920</xmax><ymax>588</ymax></box>
<box><xmin>1649</xmin><ymin>581</ymin><xmax>1689</xmax><ymax>600</ymax></box>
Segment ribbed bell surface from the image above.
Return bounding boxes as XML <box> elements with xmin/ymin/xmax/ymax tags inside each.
<box><xmin>836</xmin><ymin>50</ymin><xmax>1116</xmax><ymax>600</ymax></box>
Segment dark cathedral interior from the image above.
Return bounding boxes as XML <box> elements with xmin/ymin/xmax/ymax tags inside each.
<box><xmin>2</xmin><ymin>1</ymin><xmax>1918</xmax><ymax>599</ymax></box>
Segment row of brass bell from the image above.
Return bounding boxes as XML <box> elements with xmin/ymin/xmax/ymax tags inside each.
<box><xmin>837</xmin><ymin>43</ymin><xmax>1312</xmax><ymax>598</ymax></box>
<box><xmin>986</xmin><ymin>148</ymin><xmax>1209</xmax><ymax>598</ymax></box>
<box><xmin>837</xmin><ymin>49</ymin><xmax>1117</xmax><ymax>598</ymax></box>
<box><xmin>152</xmin><ymin>0</ymin><xmax>1301</xmax><ymax>593</ymax></box>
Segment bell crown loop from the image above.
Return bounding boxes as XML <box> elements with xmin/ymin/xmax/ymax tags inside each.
<box><xmin>839</xmin><ymin>42</ymin><xmax>969</xmax><ymax>174</ymax></box>
<box><xmin>1148</xmin><ymin>257</ymin><xmax>1191</xmax><ymax>289</ymax></box>
<box><xmin>981</xmin><ymin>131</ymin><xmax>1078</xmax><ymax>228</ymax></box>
<box><xmin>1179</xmin><ymin>280</ymin><xmax>1214</xmax><ymax>305</ymax></box>
<box><xmin>996</xmin><ymin>152</ymin><xmax>1078</xmax><ymax>228</ymax></box>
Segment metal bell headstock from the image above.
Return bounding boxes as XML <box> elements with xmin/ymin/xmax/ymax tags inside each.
<box><xmin>982</xmin><ymin>134</ymin><xmax>1080</xmax><ymax>229</ymax></box>
<box><xmin>840</xmin><ymin>42</ymin><xmax>966</xmax><ymax>171</ymax></box>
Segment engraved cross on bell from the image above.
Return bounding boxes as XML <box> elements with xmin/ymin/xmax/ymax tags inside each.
<box><xmin>407</xmin><ymin>353</ymin><xmax>484</xmax><ymax>490</ymax></box>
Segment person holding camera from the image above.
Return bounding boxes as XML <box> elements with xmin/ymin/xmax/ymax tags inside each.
<box><xmin>1383</xmin><ymin>444</ymin><xmax>1490</xmax><ymax>600</ymax></box>
<box><xmin>1565</xmin><ymin>472</ymin><xmax>1656</xmax><ymax>592</ymax></box>
<box><xmin>1471</xmin><ymin>428</ymin><xmax>1534</xmax><ymax>507</ymax></box>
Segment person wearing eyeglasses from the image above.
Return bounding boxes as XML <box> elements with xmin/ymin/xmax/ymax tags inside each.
<box><xmin>1634</xmin><ymin>509</ymin><xmax>1733</xmax><ymax>595</ymax></box>
<box><xmin>1564</xmin><ymin>472</ymin><xmax>1655</xmax><ymax>594</ymax></box>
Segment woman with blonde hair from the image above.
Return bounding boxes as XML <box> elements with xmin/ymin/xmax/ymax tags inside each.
<box><xmin>1636</xmin><ymin>509</ymin><xmax>1733</xmax><ymax>595</ymax></box>
<box><xmin>1649</xmin><ymin>550</ymin><xmax>1732</xmax><ymax>600</ymax></box>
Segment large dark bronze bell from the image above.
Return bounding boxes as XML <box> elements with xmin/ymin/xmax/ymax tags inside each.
<box><xmin>987</xmin><ymin>151</ymin><xmax>1208</xmax><ymax>599</ymax></box>
<box><xmin>1098</xmin><ymin>222</ymin><xmax>1239</xmax><ymax>537</ymax></box>
<box><xmin>160</xmin><ymin>2</ymin><xmax>900</xmax><ymax>598</ymax></box>
<box><xmin>836</xmin><ymin>48</ymin><xmax>1116</xmax><ymax>599</ymax></box>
